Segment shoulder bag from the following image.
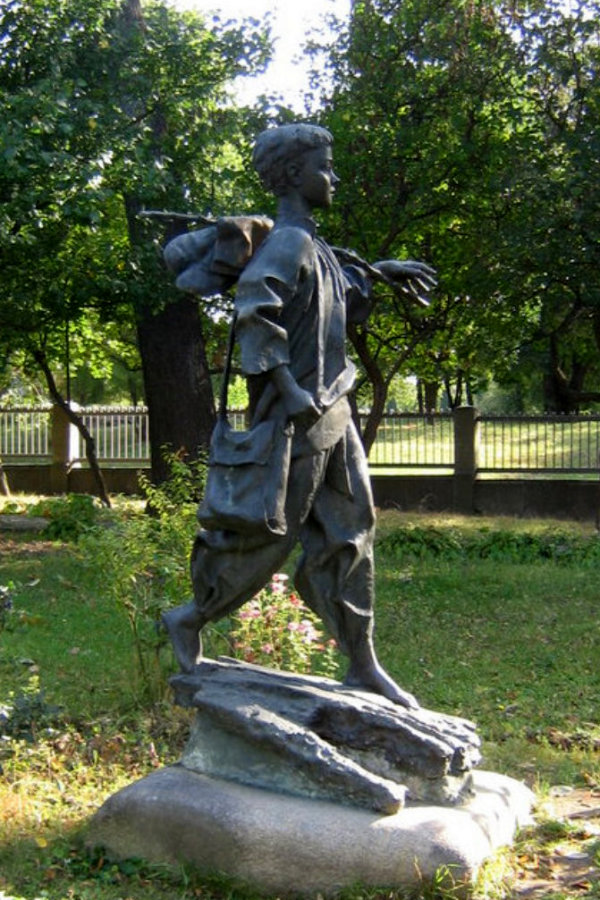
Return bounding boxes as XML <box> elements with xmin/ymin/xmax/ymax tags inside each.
<box><xmin>197</xmin><ymin>314</ymin><xmax>293</xmax><ymax>537</ymax></box>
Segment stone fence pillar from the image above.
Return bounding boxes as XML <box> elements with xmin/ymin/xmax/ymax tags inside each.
<box><xmin>49</xmin><ymin>403</ymin><xmax>80</xmax><ymax>494</ymax></box>
<box><xmin>453</xmin><ymin>405</ymin><xmax>479</xmax><ymax>513</ymax></box>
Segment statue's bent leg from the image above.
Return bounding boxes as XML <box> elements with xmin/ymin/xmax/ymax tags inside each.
<box><xmin>295</xmin><ymin>425</ymin><xmax>419</xmax><ymax>709</ymax></box>
<box><xmin>164</xmin><ymin>455</ymin><xmax>317</xmax><ymax>674</ymax></box>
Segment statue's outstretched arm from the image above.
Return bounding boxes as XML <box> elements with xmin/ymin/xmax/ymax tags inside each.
<box><xmin>370</xmin><ymin>259</ymin><xmax>437</xmax><ymax>307</ymax></box>
<box><xmin>332</xmin><ymin>247</ymin><xmax>437</xmax><ymax>308</ymax></box>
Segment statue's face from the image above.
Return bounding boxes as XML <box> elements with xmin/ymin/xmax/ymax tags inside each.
<box><xmin>295</xmin><ymin>144</ymin><xmax>339</xmax><ymax>210</ymax></box>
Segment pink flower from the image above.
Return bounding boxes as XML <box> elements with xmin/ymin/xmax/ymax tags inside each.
<box><xmin>261</xmin><ymin>643</ymin><xmax>274</xmax><ymax>655</ymax></box>
<box><xmin>239</xmin><ymin>602</ymin><xmax>261</xmax><ymax>620</ymax></box>
<box><xmin>299</xmin><ymin>620</ymin><xmax>319</xmax><ymax>643</ymax></box>
<box><xmin>270</xmin><ymin>574</ymin><xmax>289</xmax><ymax>593</ymax></box>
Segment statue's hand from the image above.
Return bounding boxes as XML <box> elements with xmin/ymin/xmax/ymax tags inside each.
<box><xmin>285</xmin><ymin>386</ymin><xmax>321</xmax><ymax>429</ymax></box>
<box><xmin>271</xmin><ymin>366</ymin><xmax>321</xmax><ymax>428</ymax></box>
<box><xmin>371</xmin><ymin>259</ymin><xmax>437</xmax><ymax>306</ymax></box>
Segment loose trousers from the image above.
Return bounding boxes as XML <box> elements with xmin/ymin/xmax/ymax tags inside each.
<box><xmin>190</xmin><ymin>420</ymin><xmax>376</xmax><ymax>656</ymax></box>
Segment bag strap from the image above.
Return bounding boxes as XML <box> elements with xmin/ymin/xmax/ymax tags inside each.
<box><xmin>218</xmin><ymin>311</ymin><xmax>238</xmax><ymax>421</ymax></box>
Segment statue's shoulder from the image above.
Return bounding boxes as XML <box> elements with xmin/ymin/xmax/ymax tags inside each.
<box><xmin>257</xmin><ymin>219</ymin><xmax>316</xmax><ymax>260</ymax></box>
<box><xmin>242</xmin><ymin>223</ymin><xmax>315</xmax><ymax>284</ymax></box>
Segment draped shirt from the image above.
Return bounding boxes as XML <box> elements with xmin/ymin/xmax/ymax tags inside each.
<box><xmin>234</xmin><ymin>215</ymin><xmax>370</xmax><ymax>457</ymax></box>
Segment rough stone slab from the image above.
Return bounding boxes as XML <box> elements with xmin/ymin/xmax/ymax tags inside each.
<box><xmin>172</xmin><ymin>658</ymin><xmax>481</xmax><ymax>810</ymax></box>
<box><xmin>87</xmin><ymin>766</ymin><xmax>534</xmax><ymax>896</ymax></box>
<box><xmin>183</xmin><ymin>708</ymin><xmax>407</xmax><ymax>815</ymax></box>
<box><xmin>0</xmin><ymin>514</ymin><xmax>49</xmax><ymax>532</ymax></box>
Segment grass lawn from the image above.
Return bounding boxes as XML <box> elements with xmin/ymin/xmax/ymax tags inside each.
<box><xmin>1</xmin><ymin>499</ymin><xmax>599</xmax><ymax>899</ymax></box>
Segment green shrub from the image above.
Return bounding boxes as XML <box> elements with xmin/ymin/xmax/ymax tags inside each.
<box><xmin>0</xmin><ymin>674</ymin><xmax>62</xmax><ymax>742</ymax></box>
<box><xmin>377</xmin><ymin>523</ymin><xmax>600</xmax><ymax>564</ymax></box>
<box><xmin>378</xmin><ymin>525</ymin><xmax>464</xmax><ymax>559</ymax></box>
<box><xmin>138</xmin><ymin>446</ymin><xmax>207</xmax><ymax>515</ymax></box>
<box><xmin>28</xmin><ymin>494</ymin><xmax>101</xmax><ymax>541</ymax></box>
<box><xmin>77</xmin><ymin>504</ymin><xmax>198</xmax><ymax>702</ymax></box>
<box><xmin>75</xmin><ymin>450</ymin><xmax>220</xmax><ymax>701</ymax></box>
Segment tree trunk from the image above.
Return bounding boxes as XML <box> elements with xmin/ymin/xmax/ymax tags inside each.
<box><xmin>545</xmin><ymin>336</ymin><xmax>590</xmax><ymax>414</ymax></box>
<box><xmin>0</xmin><ymin>459</ymin><xmax>10</xmax><ymax>497</ymax></box>
<box><xmin>423</xmin><ymin>381</ymin><xmax>439</xmax><ymax>413</ymax></box>
<box><xmin>122</xmin><ymin>187</ymin><xmax>216</xmax><ymax>486</ymax></box>
<box><xmin>32</xmin><ymin>348</ymin><xmax>112</xmax><ymax>507</ymax></box>
<box><xmin>136</xmin><ymin>296</ymin><xmax>216</xmax><ymax>485</ymax></box>
<box><xmin>444</xmin><ymin>372</ymin><xmax>465</xmax><ymax>410</ymax></box>
<box><xmin>115</xmin><ymin>0</ymin><xmax>217</xmax><ymax>487</ymax></box>
<box><xmin>348</xmin><ymin>324</ymin><xmax>388</xmax><ymax>455</ymax></box>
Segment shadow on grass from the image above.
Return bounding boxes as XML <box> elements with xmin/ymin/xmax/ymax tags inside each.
<box><xmin>0</xmin><ymin>823</ymin><xmax>268</xmax><ymax>900</ymax></box>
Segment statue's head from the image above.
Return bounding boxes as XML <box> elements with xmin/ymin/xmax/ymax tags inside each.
<box><xmin>252</xmin><ymin>124</ymin><xmax>333</xmax><ymax>197</ymax></box>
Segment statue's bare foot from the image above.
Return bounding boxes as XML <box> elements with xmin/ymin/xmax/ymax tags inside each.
<box><xmin>161</xmin><ymin>602</ymin><xmax>203</xmax><ymax>674</ymax></box>
<box><xmin>344</xmin><ymin>660</ymin><xmax>419</xmax><ymax>710</ymax></box>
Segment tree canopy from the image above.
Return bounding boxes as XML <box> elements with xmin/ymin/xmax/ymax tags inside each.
<box><xmin>3</xmin><ymin>0</ymin><xmax>600</xmax><ymax>497</ymax></box>
<box><xmin>0</xmin><ymin>0</ymin><xmax>272</xmax><ymax>485</ymax></box>
<box><xmin>314</xmin><ymin>0</ymin><xmax>600</xmax><ymax>417</ymax></box>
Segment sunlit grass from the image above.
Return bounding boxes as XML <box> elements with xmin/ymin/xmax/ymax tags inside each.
<box><xmin>1</xmin><ymin>505</ymin><xmax>600</xmax><ymax>899</ymax></box>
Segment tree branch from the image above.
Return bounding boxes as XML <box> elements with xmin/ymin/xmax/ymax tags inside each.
<box><xmin>32</xmin><ymin>348</ymin><xmax>111</xmax><ymax>508</ymax></box>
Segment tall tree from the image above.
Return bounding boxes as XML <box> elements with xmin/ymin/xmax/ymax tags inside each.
<box><xmin>313</xmin><ymin>0</ymin><xmax>600</xmax><ymax>420</ymax></box>
<box><xmin>493</xmin><ymin>1</ymin><xmax>600</xmax><ymax>411</ymax></box>
<box><xmin>313</xmin><ymin>0</ymin><xmax>531</xmax><ymax>434</ymax></box>
<box><xmin>0</xmin><ymin>0</ymin><xmax>270</xmax><ymax>487</ymax></box>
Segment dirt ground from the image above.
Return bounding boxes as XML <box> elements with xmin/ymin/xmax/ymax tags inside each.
<box><xmin>514</xmin><ymin>787</ymin><xmax>600</xmax><ymax>897</ymax></box>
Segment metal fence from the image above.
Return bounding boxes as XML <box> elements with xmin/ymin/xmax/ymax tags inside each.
<box><xmin>2</xmin><ymin>405</ymin><xmax>600</xmax><ymax>475</ymax></box>
<box><xmin>79</xmin><ymin>407</ymin><xmax>150</xmax><ymax>463</ymax></box>
<box><xmin>478</xmin><ymin>414</ymin><xmax>600</xmax><ymax>473</ymax></box>
<box><xmin>360</xmin><ymin>412</ymin><xmax>454</xmax><ymax>468</ymax></box>
<box><xmin>0</xmin><ymin>406</ymin><xmax>51</xmax><ymax>460</ymax></box>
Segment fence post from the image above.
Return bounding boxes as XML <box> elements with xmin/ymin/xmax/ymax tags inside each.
<box><xmin>49</xmin><ymin>404</ymin><xmax>80</xmax><ymax>494</ymax></box>
<box><xmin>453</xmin><ymin>405</ymin><xmax>479</xmax><ymax>513</ymax></box>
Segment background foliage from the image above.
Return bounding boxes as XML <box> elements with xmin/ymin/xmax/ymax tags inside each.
<box><xmin>2</xmin><ymin>0</ymin><xmax>600</xmax><ymax>483</ymax></box>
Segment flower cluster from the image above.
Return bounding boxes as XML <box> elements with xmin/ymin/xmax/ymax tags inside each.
<box><xmin>231</xmin><ymin>574</ymin><xmax>339</xmax><ymax>678</ymax></box>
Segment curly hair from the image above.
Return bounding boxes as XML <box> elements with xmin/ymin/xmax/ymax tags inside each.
<box><xmin>252</xmin><ymin>124</ymin><xmax>333</xmax><ymax>196</ymax></box>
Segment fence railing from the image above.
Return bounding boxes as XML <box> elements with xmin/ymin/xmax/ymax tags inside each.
<box><xmin>360</xmin><ymin>412</ymin><xmax>454</xmax><ymax>469</ymax></box>
<box><xmin>78</xmin><ymin>407</ymin><xmax>150</xmax><ymax>463</ymax></box>
<box><xmin>2</xmin><ymin>405</ymin><xmax>600</xmax><ymax>476</ymax></box>
<box><xmin>0</xmin><ymin>406</ymin><xmax>51</xmax><ymax>460</ymax></box>
<box><xmin>478</xmin><ymin>414</ymin><xmax>600</xmax><ymax>473</ymax></box>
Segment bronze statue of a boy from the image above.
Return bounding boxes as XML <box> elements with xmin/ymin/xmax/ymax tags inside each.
<box><xmin>162</xmin><ymin>123</ymin><xmax>435</xmax><ymax>709</ymax></box>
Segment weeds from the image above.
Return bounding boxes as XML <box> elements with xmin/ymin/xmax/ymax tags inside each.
<box><xmin>138</xmin><ymin>445</ymin><xmax>208</xmax><ymax>515</ymax></box>
<box><xmin>28</xmin><ymin>493</ymin><xmax>102</xmax><ymax>541</ymax></box>
<box><xmin>0</xmin><ymin>673</ymin><xmax>63</xmax><ymax>741</ymax></box>
<box><xmin>0</xmin><ymin>581</ymin><xmax>15</xmax><ymax>630</ymax></box>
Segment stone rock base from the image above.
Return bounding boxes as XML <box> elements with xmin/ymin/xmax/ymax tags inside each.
<box><xmin>172</xmin><ymin>660</ymin><xmax>482</xmax><ymax>814</ymax></box>
<box><xmin>87</xmin><ymin>766</ymin><xmax>534</xmax><ymax>895</ymax></box>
